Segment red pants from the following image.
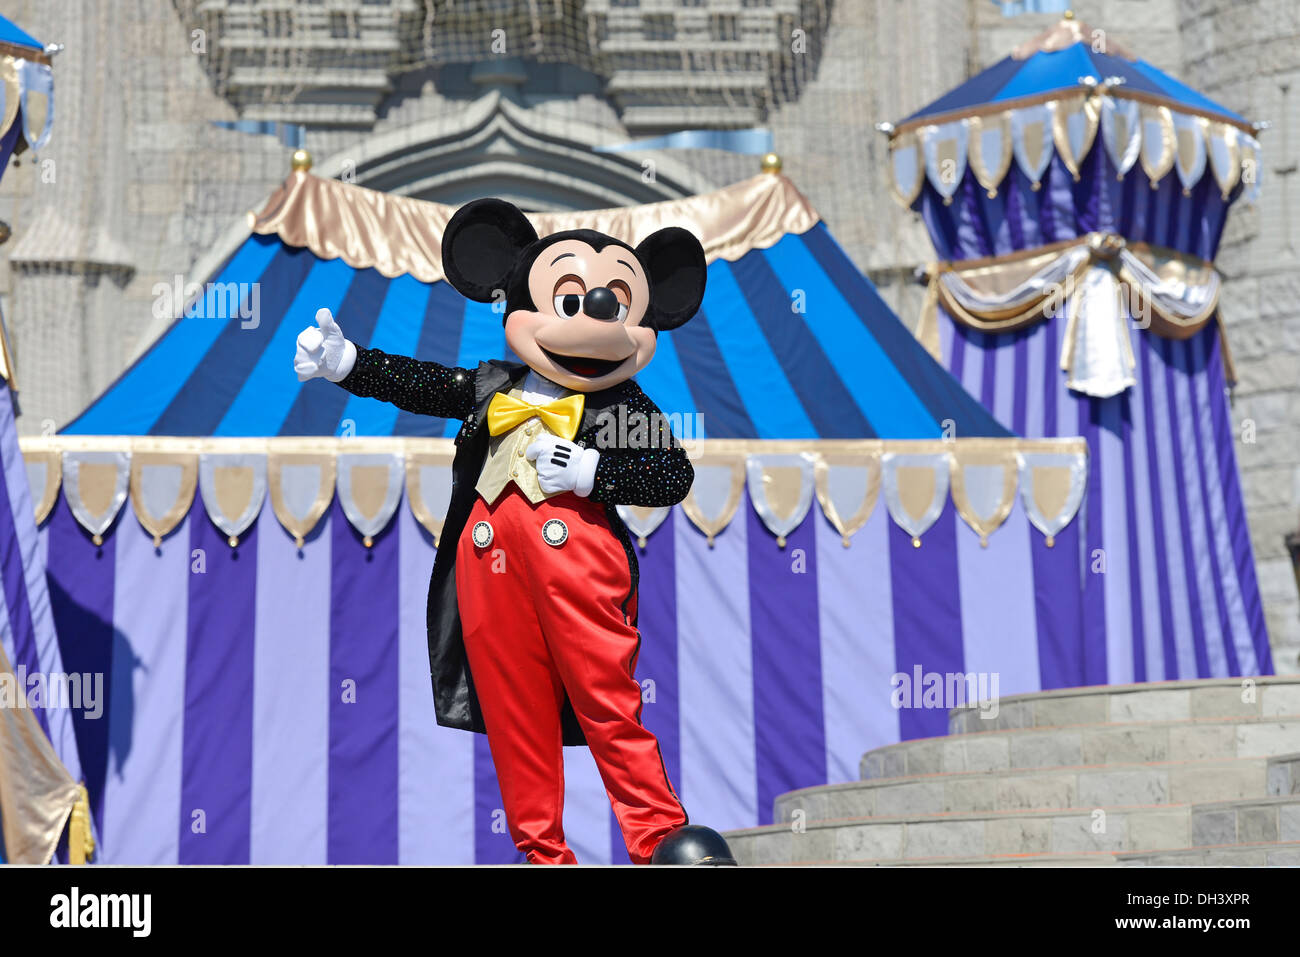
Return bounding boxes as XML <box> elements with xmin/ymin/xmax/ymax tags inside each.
<box><xmin>456</xmin><ymin>486</ymin><xmax>687</xmax><ymax>864</ymax></box>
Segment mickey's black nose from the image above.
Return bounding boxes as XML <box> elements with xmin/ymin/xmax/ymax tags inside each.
<box><xmin>583</xmin><ymin>286</ymin><xmax>620</xmax><ymax>321</ymax></box>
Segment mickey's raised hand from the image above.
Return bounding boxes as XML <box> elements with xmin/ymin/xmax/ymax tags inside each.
<box><xmin>294</xmin><ymin>308</ymin><xmax>357</xmax><ymax>382</ymax></box>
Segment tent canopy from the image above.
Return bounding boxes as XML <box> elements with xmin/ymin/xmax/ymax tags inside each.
<box><xmin>898</xmin><ymin>13</ymin><xmax>1250</xmax><ymax>133</ymax></box>
<box><xmin>65</xmin><ymin>171</ymin><xmax>1010</xmax><ymax>440</ymax></box>
<box><xmin>0</xmin><ymin>15</ymin><xmax>43</xmax><ymax>53</ymax></box>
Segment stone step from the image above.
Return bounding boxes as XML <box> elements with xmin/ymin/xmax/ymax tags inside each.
<box><xmin>946</xmin><ymin>676</ymin><xmax>1300</xmax><ymax>735</ymax></box>
<box><xmin>1268</xmin><ymin>752</ymin><xmax>1300</xmax><ymax>795</ymax></box>
<box><xmin>1118</xmin><ymin>842</ymin><xmax>1300</xmax><ymax>866</ymax></box>
<box><xmin>734</xmin><ymin>842</ymin><xmax>1300</xmax><ymax>867</ymax></box>
<box><xmin>861</xmin><ymin>714</ymin><xmax>1300</xmax><ymax>781</ymax></box>
<box><xmin>1186</xmin><ymin>794</ymin><xmax>1300</xmax><ymax>848</ymax></box>
<box><xmin>775</xmin><ymin>757</ymin><xmax>1272</xmax><ymax>823</ymax></box>
<box><xmin>723</xmin><ymin>795</ymin><xmax>1300</xmax><ymax>866</ymax></box>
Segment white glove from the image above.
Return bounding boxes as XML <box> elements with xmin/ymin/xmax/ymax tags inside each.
<box><xmin>526</xmin><ymin>435</ymin><xmax>600</xmax><ymax>497</ymax></box>
<box><xmin>294</xmin><ymin>307</ymin><xmax>357</xmax><ymax>382</ymax></box>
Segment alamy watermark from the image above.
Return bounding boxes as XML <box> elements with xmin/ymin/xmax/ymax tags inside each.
<box><xmin>890</xmin><ymin>666</ymin><xmax>1000</xmax><ymax>720</ymax></box>
<box><xmin>592</xmin><ymin>407</ymin><xmax>704</xmax><ymax>452</ymax></box>
<box><xmin>0</xmin><ymin>666</ymin><xmax>104</xmax><ymax>719</ymax></box>
<box><xmin>152</xmin><ymin>274</ymin><xmax>260</xmax><ymax>329</ymax></box>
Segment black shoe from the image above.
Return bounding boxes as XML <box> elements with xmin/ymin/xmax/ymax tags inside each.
<box><xmin>650</xmin><ymin>825</ymin><xmax>738</xmax><ymax>865</ymax></box>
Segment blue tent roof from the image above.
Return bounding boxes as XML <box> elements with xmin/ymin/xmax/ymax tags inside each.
<box><xmin>900</xmin><ymin>25</ymin><xmax>1248</xmax><ymax>129</ymax></box>
<box><xmin>0</xmin><ymin>15</ymin><xmax>43</xmax><ymax>51</ymax></box>
<box><xmin>65</xmin><ymin>182</ymin><xmax>1010</xmax><ymax>440</ymax></box>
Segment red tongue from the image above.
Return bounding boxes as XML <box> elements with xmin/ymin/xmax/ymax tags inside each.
<box><xmin>572</xmin><ymin>361</ymin><xmax>599</xmax><ymax>376</ymax></box>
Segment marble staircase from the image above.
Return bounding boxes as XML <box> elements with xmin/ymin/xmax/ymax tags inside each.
<box><xmin>724</xmin><ymin>677</ymin><xmax>1300</xmax><ymax>866</ymax></box>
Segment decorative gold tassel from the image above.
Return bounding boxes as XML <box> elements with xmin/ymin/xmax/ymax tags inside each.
<box><xmin>69</xmin><ymin>783</ymin><xmax>95</xmax><ymax>865</ymax></box>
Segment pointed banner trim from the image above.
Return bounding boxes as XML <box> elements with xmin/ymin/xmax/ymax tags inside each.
<box><xmin>616</xmin><ymin>504</ymin><xmax>672</xmax><ymax>549</ymax></box>
<box><xmin>19</xmin><ymin>437</ymin><xmax>1088</xmax><ymax>548</ymax></box>
<box><xmin>680</xmin><ymin>450</ymin><xmax>747</xmax><ymax>546</ymax></box>
<box><xmin>1138</xmin><ymin>103</ymin><xmax>1176</xmax><ymax>189</ymax></box>
<box><xmin>889</xmin><ymin>129</ymin><xmax>924</xmax><ymax>207</ymax></box>
<box><xmin>198</xmin><ymin>452</ymin><xmax>267</xmax><ymax>548</ymax></box>
<box><xmin>1102</xmin><ymin>95</ymin><xmax>1143</xmax><ymax>180</ymax></box>
<box><xmin>949</xmin><ymin>447</ymin><xmax>1019</xmax><ymax>546</ymax></box>
<box><xmin>814</xmin><ymin>447</ymin><xmax>883</xmax><ymax>547</ymax></box>
<box><xmin>745</xmin><ymin>453</ymin><xmax>817</xmax><ymax>547</ymax></box>
<box><xmin>1051</xmin><ymin>93</ymin><xmax>1100</xmax><ymax>182</ymax></box>
<box><xmin>889</xmin><ymin>92</ymin><xmax>1250</xmax><ymax>205</ymax></box>
<box><xmin>404</xmin><ymin>448</ymin><xmax>456</xmax><ymax>547</ymax></box>
<box><xmin>15</xmin><ymin>58</ymin><xmax>53</xmax><ymax>152</ymax></box>
<box><xmin>921</xmin><ymin>120</ymin><xmax>969</xmax><ymax>205</ymax></box>
<box><xmin>1206</xmin><ymin>121</ymin><xmax>1242</xmax><ymax>200</ymax></box>
<box><xmin>268</xmin><ymin>448</ymin><xmax>337</xmax><ymax>549</ymax></box>
<box><xmin>61</xmin><ymin>450</ymin><xmax>130</xmax><ymax>545</ymax></box>
<box><xmin>1172</xmin><ymin>112</ymin><xmax>1209</xmax><ymax>196</ymax></box>
<box><xmin>0</xmin><ymin>57</ymin><xmax>20</xmax><ymax>147</ymax></box>
<box><xmin>1010</xmin><ymin>103</ymin><xmax>1055</xmax><ymax>189</ymax></box>
<box><xmin>337</xmin><ymin>452</ymin><xmax>404</xmax><ymax>547</ymax></box>
<box><xmin>968</xmin><ymin>112</ymin><xmax>1013</xmax><ymax>198</ymax></box>
<box><xmin>1017</xmin><ymin>450</ymin><xmax>1089</xmax><ymax>547</ymax></box>
<box><xmin>130</xmin><ymin>450</ymin><xmax>199</xmax><ymax>547</ymax></box>
<box><xmin>881</xmin><ymin>451</ymin><xmax>951</xmax><ymax>547</ymax></box>
<box><xmin>24</xmin><ymin>446</ymin><xmax>60</xmax><ymax>526</ymax></box>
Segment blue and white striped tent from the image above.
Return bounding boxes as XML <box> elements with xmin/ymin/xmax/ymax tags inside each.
<box><xmin>66</xmin><ymin>172</ymin><xmax>1008</xmax><ymax>441</ymax></box>
<box><xmin>28</xmin><ymin>170</ymin><xmax>1107</xmax><ymax>865</ymax></box>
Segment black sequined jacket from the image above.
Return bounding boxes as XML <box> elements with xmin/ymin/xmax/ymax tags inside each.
<box><xmin>337</xmin><ymin>347</ymin><xmax>695</xmax><ymax>745</ymax></box>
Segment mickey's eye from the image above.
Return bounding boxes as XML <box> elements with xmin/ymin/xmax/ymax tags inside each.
<box><xmin>554</xmin><ymin>293</ymin><xmax>583</xmax><ymax>318</ymax></box>
<box><xmin>609</xmin><ymin>280</ymin><xmax>632</xmax><ymax>323</ymax></box>
<box><xmin>552</xmin><ymin>275</ymin><xmax>586</xmax><ymax>318</ymax></box>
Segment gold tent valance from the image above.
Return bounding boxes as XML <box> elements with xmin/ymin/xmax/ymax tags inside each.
<box><xmin>248</xmin><ymin>170</ymin><xmax>822</xmax><ymax>285</ymax></box>
<box><xmin>916</xmin><ymin>233</ymin><xmax>1236</xmax><ymax>398</ymax></box>
<box><xmin>21</xmin><ymin>436</ymin><xmax>1087</xmax><ymax>552</ymax></box>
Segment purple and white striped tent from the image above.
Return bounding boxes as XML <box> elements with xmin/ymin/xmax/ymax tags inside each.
<box><xmin>888</xmin><ymin>13</ymin><xmax>1272</xmax><ymax>685</ymax></box>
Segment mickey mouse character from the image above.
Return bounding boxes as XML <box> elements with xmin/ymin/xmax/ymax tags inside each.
<box><xmin>294</xmin><ymin>199</ymin><xmax>735</xmax><ymax>866</ymax></box>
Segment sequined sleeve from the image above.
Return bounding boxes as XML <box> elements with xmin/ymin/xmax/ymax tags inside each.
<box><xmin>337</xmin><ymin>347</ymin><xmax>476</xmax><ymax>421</ymax></box>
<box><xmin>587</xmin><ymin>384</ymin><xmax>694</xmax><ymax>508</ymax></box>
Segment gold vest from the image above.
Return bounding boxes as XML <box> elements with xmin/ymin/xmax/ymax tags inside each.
<box><xmin>475</xmin><ymin>386</ymin><xmax>568</xmax><ymax>505</ymax></box>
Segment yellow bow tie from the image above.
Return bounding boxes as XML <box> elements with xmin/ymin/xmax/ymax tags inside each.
<box><xmin>486</xmin><ymin>392</ymin><xmax>585</xmax><ymax>441</ymax></box>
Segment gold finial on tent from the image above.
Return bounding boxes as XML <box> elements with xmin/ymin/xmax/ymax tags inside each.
<box><xmin>291</xmin><ymin>148</ymin><xmax>314</xmax><ymax>173</ymax></box>
<box><xmin>1063</xmin><ymin>9</ymin><xmax>1075</xmax><ymax>19</ymax></box>
<box><xmin>761</xmin><ymin>152</ymin><xmax>783</xmax><ymax>174</ymax></box>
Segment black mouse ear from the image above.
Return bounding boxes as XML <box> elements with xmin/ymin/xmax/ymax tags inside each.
<box><xmin>635</xmin><ymin>226</ymin><xmax>706</xmax><ymax>331</ymax></box>
<box><xmin>441</xmin><ymin>199</ymin><xmax>539</xmax><ymax>303</ymax></box>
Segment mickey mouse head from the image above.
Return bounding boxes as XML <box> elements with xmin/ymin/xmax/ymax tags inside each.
<box><xmin>441</xmin><ymin>198</ymin><xmax>707</xmax><ymax>393</ymax></box>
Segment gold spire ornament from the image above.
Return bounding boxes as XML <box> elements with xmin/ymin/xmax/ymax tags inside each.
<box><xmin>760</xmin><ymin>152</ymin><xmax>783</xmax><ymax>175</ymax></box>
<box><xmin>290</xmin><ymin>148</ymin><xmax>313</xmax><ymax>173</ymax></box>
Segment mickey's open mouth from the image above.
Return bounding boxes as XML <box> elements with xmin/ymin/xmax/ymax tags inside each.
<box><xmin>541</xmin><ymin>348</ymin><xmax>628</xmax><ymax>378</ymax></box>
